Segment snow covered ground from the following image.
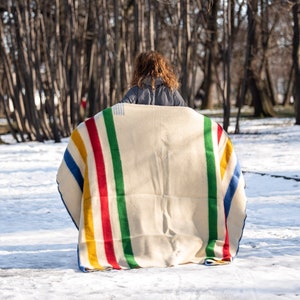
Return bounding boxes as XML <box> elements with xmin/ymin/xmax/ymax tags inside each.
<box><xmin>0</xmin><ymin>115</ymin><xmax>299</xmax><ymax>299</ymax></box>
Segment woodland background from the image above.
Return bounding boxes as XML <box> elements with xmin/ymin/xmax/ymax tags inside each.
<box><xmin>0</xmin><ymin>0</ymin><xmax>299</xmax><ymax>142</ymax></box>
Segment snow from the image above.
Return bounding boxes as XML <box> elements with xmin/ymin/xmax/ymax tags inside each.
<box><xmin>0</xmin><ymin>116</ymin><xmax>300</xmax><ymax>299</ymax></box>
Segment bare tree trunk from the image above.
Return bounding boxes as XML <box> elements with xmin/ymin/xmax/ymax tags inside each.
<box><xmin>100</xmin><ymin>0</ymin><xmax>109</xmax><ymax>110</ymax></box>
<box><xmin>133</xmin><ymin>1</ymin><xmax>145</xmax><ymax>56</ymax></box>
<box><xmin>260</xmin><ymin>0</ymin><xmax>278</xmax><ymax>105</ymax></box>
<box><xmin>0</xmin><ymin>23</ymin><xmax>25</xmax><ymax>141</ymax></box>
<box><xmin>235</xmin><ymin>1</ymin><xmax>253</xmax><ymax>133</ymax></box>
<box><xmin>39</xmin><ymin>7</ymin><xmax>60</xmax><ymax>142</ymax></box>
<box><xmin>292</xmin><ymin>0</ymin><xmax>300</xmax><ymax>124</ymax></box>
<box><xmin>114</xmin><ymin>0</ymin><xmax>121</xmax><ymax>102</ymax></box>
<box><xmin>222</xmin><ymin>0</ymin><xmax>233</xmax><ymax>132</ymax></box>
<box><xmin>180</xmin><ymin>0</ymin><xmax>191</xmax><ymax>104</ymax></box>
<box><xmin>282</xmin><ymin>65</ymin><xmax>294</xmax><ymax>106</ymax></box>
<box><xmin>148</xmin><ymin>0</ymin><xmax>155</xmax><ymax>51</ymax></box>
<box><xmin>248</xmin><ymin>0</ymin><xmax>275</xmax><ymax>117</ymax></box>
<box><xmin>202</xmin><ymin>0</ymin><xmax>219</xmax><ymax>110</ymax></box>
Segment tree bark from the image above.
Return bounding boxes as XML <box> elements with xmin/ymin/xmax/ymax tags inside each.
<box><xmin>292</xmin><ymin>0</ymin><xmax>300</xmax><ymax>124</ymax></box>
<box><xmin>222</xmin><ymin>0</ymin><xmax>233</xmax><ymax>132</ymax></box>
<box><xmin>202</xmin><ymin>0</ymin><xmax>219</xmax><ymax>110</ymax></box>
<box><xmin>180</xmin><ymin>0</ymin><xmax>191</xmax><ymax>104</ymax></box>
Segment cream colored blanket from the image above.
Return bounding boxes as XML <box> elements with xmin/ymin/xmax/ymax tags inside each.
<box><xmin>57</xmin><ymin>104</ymin><xmax>247</xmax><ymax>272</ymax></box>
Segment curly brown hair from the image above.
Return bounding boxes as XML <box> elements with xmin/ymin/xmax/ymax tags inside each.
<box><xmin>130</xmin><ymin>51</ymin><xmax>179</xmax><ymax>90</ymax></box>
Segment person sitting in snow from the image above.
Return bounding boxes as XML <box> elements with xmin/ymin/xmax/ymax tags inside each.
<box><xmin>120</xmin><ymin>51</ymin><xmax>187</xmax><ymax>107</ymax></box>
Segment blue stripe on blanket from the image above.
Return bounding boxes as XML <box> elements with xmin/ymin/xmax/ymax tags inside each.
<box><xmin>64</xmin><ymin>149</ymin><xmax>84</xmax><ymax>191</ymax></box>
<box><xmin>224</xmin><ymin>162</ymin><xmax>241</xmax><ymax>218</ymax></box>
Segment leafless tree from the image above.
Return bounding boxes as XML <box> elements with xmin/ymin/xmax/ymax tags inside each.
<box><xmin>292</xmin><ymin>0</ymin><xmax>300</xmax><ymax>124</ymax></box>
<box><xmin>0</xmin><ymin>0</ymin><xmax>298</xmax><ymax>142</ymax></box>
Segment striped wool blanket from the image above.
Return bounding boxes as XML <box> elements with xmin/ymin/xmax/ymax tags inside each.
<box><xmin>57</xmin><ymin>104</ymin><xmax>247</xmax><ymax>272</ymax></box>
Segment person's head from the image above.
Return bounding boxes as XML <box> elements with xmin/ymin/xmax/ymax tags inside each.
<box><xmin>131</xmin><ymin>51</ymin><xmax>179</xmax><ymax>90</ymax></box>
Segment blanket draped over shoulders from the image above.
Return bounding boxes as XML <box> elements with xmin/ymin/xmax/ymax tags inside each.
<box><xmin>57</xmin><ymin>103</ymin><xmax>247</xmax><ymax>272</ymax></box>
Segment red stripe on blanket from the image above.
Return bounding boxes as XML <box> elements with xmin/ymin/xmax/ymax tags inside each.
<box><xmin>86</xmin><ymin>117</ymin><xmax>121</xmax><ymax>270</ymax></box>
<box><xmin>221</xmin><ymin>131</ymin><xmax>231</xmax><ymax>261</ymax></box>
<box><xmin>217</xmin><ymin>124</ymin><xmax>223</xmax><ymax>144</ymax></box>
<box><xmin>217</xmin><ymin>123</ymin><xmax>231</xmax><ymax>260</ymax></box>
<box><xmin>222</xmin><ymin>224</ymin><xmax>231</xmax><ymax>261</ymax></box>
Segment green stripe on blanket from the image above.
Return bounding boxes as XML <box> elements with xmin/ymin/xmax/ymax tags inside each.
<box><xmin>204</xmin><ymin>116</ymin><xmax>218</xmax><ymax>259</ymax></box>
<box><xmin>103</xmin><ymin>108</ymin><xmax>139</xmax><ymax>269</ymax></box>
<box><xmin>57</xmin><ymin>103</ymin><xmax>247</xmax><ymax>272</ymax></box>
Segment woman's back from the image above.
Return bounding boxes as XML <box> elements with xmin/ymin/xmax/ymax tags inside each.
<box><xmin>120</xmin><ymin>77</ymin><xmax>186</xmax><ymax>106</ymax></box>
